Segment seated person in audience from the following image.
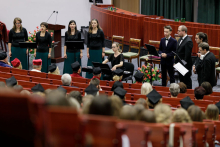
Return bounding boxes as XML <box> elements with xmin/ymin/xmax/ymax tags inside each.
<box><xmin>109</xmin><ymin>95</ymin><xmax>123</xmax><ymax>117</ymax></box>
<box><xmin>187</xmin><ymin>105</ymin><xmax>203</xmax><ymax>122</ymax></box>
<box><xmin>82</xmin><ymin>96</ymin><xmax>93</xmax><ymax>114</ymax></box>
<box><xmin>133</xmin><ymin>104</ymin><xmax>145</xmax><ymax>120</ymax></box>
<box><xmin>5</xmin><ymin>76</ymin><xmax>17</xmax><ymax>87</ymax></box>
<box><xmin>88</xmin><ymin>95</ymin><xmax>113</xmax><ymax>116</ymax></box>
<box><xmin>70</xmin><ymin>61</ymin><xmax>83</xmax><ymax>78</ymax></box>
<box><xmin>48</xmin><ymin>64</ymin><xmax>60</xmax><ymax>75</ymax></box>
<box><xmin>113</xmin><ymin>87</ymin><xmax>127</xmax><ymax>105</ymax></box>
<box><xmin>67</xmin><ymin>91</ymin><xmax>82</xmax><ymax>107</ymax></box>
<box><xmin>139</xmin><ymin>110</ymin><xmax>156</xmax><ymax>123</ymax></box>
<box><xmin>169</xmin><ymin>83</ymin><xmax>180</xmax><ymax>98</ymax></box>
<box><xmin>20</xmin><ymin>90</ymin><xmax>31</xmax><ymax>96</ymax></box>
<box><xmin>194</xmin><ymin>86</ymin><xmax>206</xmax><ymax>100</ymax></box>
<box><xmin>172</xmin><ymin>108</ymin><xmax>192</xmax><ymax>123</ymax></box>
<box><xmin>0</xmin><ymin>51</ymin><xmax>12</xmax><ymax>68</ymax></box>
<box><xmin>44</xmin><ymin>89</ymin><xmax>52</xmax><ymax>96</ymax></box>
<box><xmin>135</xmin><ymin>98</ymin><xmax>149</xmax><ymax>109</ymax></box>
<box><xmin>32</xmin><ymin>91</ymin><xmax>46</xmax><ymax>98</ymax></box>
<box><xmin>201</xmin><ymin>81</ymin><xmax>213</xmax><ymax>95</ymax></box>
<box><xmin>57</xmin><ymin>86</ymin><xmax>67</xmax><ymax>94</ymax></box>
<box><xmin>134</xmin><ymin>72</ymin><xmax>144</xmax><ymax>84</ymax></box>
<box><xmin>154</xmin><ymin>104</ymin><xmax>172</xmax><ymax>124</ymax></box>
<box><xmin>112</xmin><ymin>68</ymin><xmax>123</xmax><ymax>82</ymax></box>
<box><xmin>92</xmin><ymin>67</ymin><xmax>102</xmax><ymax>80</ymax></box>
<box><xmin>13</xmin><ymin>85</ymin><xmax>23</xmax><ymax>92</ymax></box>
<box><xmin>178</xmin><ymin>82</ymin><xmax>187</xmax><ymax>93</ymax></box>
<box><xmin>119</xmin><ymin>105</ymin><xmax>137</xmax><ymax>120</ymax></box>
<box><xmin>205</xmin><ymin>104</ymin><xmax>219</xmax><ymax>120</ymax></box>
<box><xmin>31</xmin><ymin>59</ymin><xmax>42</xmax><ymax>72</ymax></box>
<box><xmin>68</xmin><ymin>97</ymin><xmax>80</xmax><ymax>111</ymax></box>
<box><xmin>111</xmin><ymin>81</ymin><xmax>123</xmax><ymax>91</ymax></box>
<box><xmin>31</xmin><ymin>83</ymin><xmax>45</xmax><ymax>93</ymax></box>
<box><xmin>89</xmin><ymin>78</ymin><xmax>102</xmax><ymax>91</ymax></box>
<box><xmin>180</xmin><ymin>96</ymin><xmax>195</xmax><ymax>110</ymax></box>
<box><xmin>146</xmin><ymin>89</ymin><xmax>162</xmax><ymax>109</ymax></box>
<box><xmin>11</xmin><ymin>58</ymin><xmax>22</xmax><ymax>69</ymax></box>
<box><xmin>82</xmin><ymin>94</ymin><xmax>94</xmax><ymax>106</ymax></box>
<box><xmin>141</xmin><ymin>82</ymin><xmax>153</xmax><ymax>95</ymax></box>
<box><xmin>85</xmin><ymin>84</ymin><xmax>99</xmax><ymax>96</ymax></box>
<box><xmin>0</xmin><ymin>82</ymin><xmax>6</xmax><ymax>87</ymax></box>
<box><xmin>61</xmin><ymin>74</ymin><xmax>72</xmax><ymax>86</ymax></box>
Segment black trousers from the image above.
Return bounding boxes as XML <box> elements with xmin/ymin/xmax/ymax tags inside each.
<box><xmin>161</xmin><ymin>63</ymin><xmax>175</xmax><ymax>86</ymax></box>
<box><xmin>179</xmin><ymin>70</ymin><xmax>192</xmax><ymax>89</ymax></box>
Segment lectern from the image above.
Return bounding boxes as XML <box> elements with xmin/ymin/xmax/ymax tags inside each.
<box><xmin>48</xmin><ymin>23</ymin><xmax>65</xmax><ymax>63</ymax></box>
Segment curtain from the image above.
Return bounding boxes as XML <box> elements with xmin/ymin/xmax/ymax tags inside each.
<box><xmin>141</xmin><ymin>0</ymin><xmax>194</xmax><ymax>22</ymax></box>
<box><xmin>198</xmin><ymin>0</ymin><xmax>220</xmax><ymax>24</ymax></box>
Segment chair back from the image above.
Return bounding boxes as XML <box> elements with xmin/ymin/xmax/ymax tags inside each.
<box><xmin>128</xmin><ymin>38</ymin><xmax>141</xmax><ymax>56</ymax></box>
<box><xmin>123</xmin><ymin>62</ymin><xmax>134</xmax><ymax>75</ymax></box>
<box><xmin>112</xmin><ymin>35</ymin><xmax>124</xmax><ymax>53</ymax></box>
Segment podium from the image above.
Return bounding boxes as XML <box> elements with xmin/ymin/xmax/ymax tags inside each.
<box><xmin>48</xmin><ymin>23</ymin><xmax>65</xmax><ymax>63</ymax></box>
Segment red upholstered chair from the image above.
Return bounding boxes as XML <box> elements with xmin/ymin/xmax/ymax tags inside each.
<box><xmin>31</xmin><ymin>77</ymin><xmax>52</xmax><ymax>84</ymax></box>
<box><xmin>81</xmin><ymin>115</ymin><xmax>125</xmax><ymax>147</ymax></box>
<box><xmin>11</xmin><ymin>68</ymin><xmax>29</xmax><ymax>75</ymax></box>
<box><xmin>203</xmin><ymin>120</ymin><xmax>216</xmax><ymax>147</ymax></box>
<box><xmin>0</xmin><ymin>72</ymin><xmax>12</xmax><ymax>78</ymax></box>
<box><xmin>47</xmin><ymin>74</ymin><xmax>61</xmax><ymax>80</ymax></box>
<box><xmin>29</xmin><ymin>71</ymin><xmax>47</xmax><ymax>78</ymax></box>
<box><xmin>13</xmin><ymin>74</ymin><xmax>30</xmax><ymax>82</ymax></box>
<box><xmin>193</xmin><ymin>122</ymin><xmax>208</xmax><ymax>147</ymax></box>
<box><xmin>214</xmin><ymin>121</ymin><xmax>220</xmax><ymax>142</ymax></box>
<box><xmin>0</xmin><ymin>66</ymin><xmax>11</xmax><ymax>73</ymax></box>
<box><xmin>44</xmin><ymin>107</ymin><xmax>85</xmax><ymax>147</ymax></box>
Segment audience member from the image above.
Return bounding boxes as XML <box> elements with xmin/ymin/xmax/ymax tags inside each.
<box><xmin>11</xmin><ymin>58</ymin><xmax>22</xmax><ymax>69</ymax></box>
<box><xmin>92</xmin><ymin>67</ymin><xmax>102</xmax><ymax>80</ymax></box>
<box><xmin>133</xmin><ymin>104</ymin><xmax>145</xmax><ymax>119</ymax></box>
<box><xmin>70</xmin><ymin>61</ymin><xmax>83</xmax><ymax>78</ymax></box>
<box><xmin>146</xmin><ymin>89</ymin><xmax>162</xmax><ymax>109</ymax></box>
<box><xmin>31</xmin><ymin>59</ymin><xmax>42</xmax><ymax>72</ymax></box>
<box><xmin>187</xmin><ymin>105</ymin><xmax>203</xmax><ymax>122</ymax></box>
<box><xmin>0</xmin><ymin>51</ymin><xmax>12</xmax><ymax>68</ymax></box>
<box><xmin>141</xmin><ymin>82</ymin><xmax>153</xmax><ymax>95</ymax></box>
<box><xmin>119</xmin><ymin>105</ymin><xmax>137</xmax><ymax>120</ymax></box>
<box><xmin>48</xmin><ymin>64</ymin><xmax>60</xmax><ymax>75</ymax></box>
<box><xmin>61</xmin><ymin>74</ymin><xmax>72</xmax><ymax>86</ymax></box>
<box><xmin>20</xmin><ymin>90</ymin><xmax>31</xmax><ymax>96</ymax></box>
<box><xmin>112</xmin><ymin>68</ymin><xmax>123</xmax><ymax>82</ymax></box>
<box><xmin>88</xmin><ymin>95</ymin><xmax>113</xmax><ymax>116</ymax></box>
<box><xmin>31</xmin><ymin>84</ymin><xmax>45</xmax><ymax>92</ymax></box>
<box><xmin>13</xmin><ymin>85</ymin><xmax>23</xmax><ymax>92</ymax></box>
<box><xmin>82</xmin><ymin>94</ymin><xmax>94</xmax><ymax>106</ymax></box>
<box><xmin>135</xmin><ymin>98</ymin><xmax>149</xmax><ymax>109</ymax></box>
<box><xmin>194</xmin><ymin>86</ymin><xmax>206</xmax><ymax>100</ymax></box>
<box><xmin>134</xmin><ymin>72</ymin><xmax>144</xmax><ymax>84</ymax></box>
<box><xmin>111</xmin><ymin>81</ymin><xmax>123</xmax><ymax>91</ymax></box>
<box><xmin>67</xmin><ymin>91</ymin><xmax>82</xmax><ymax>106</ymax></box>
<box><xmin>113</xmin><ymin>87</ymin><xmax>127</xmax><ymax>104</ymax></box>
<box><xmin>109</xmin><ymin>95</ymin><xmax>123</xmax><ymax>117</ymax></box>
<box><xmin>44</xmin><ymin>89</ymin><xmax>52</xmax><ymax>96</ymax></box>
<box><xmin>139</xmin><ymin>110</ymin><xmax>156</xmax><ymax>123</ymax></box>
<box><xmin>205</xmin><ymin>104</ymin><xmax>219</xmax><ymax>120</ymax></box>
<box><xmin>201</xmin><ymin>82</ymin><xmax>213</xmax><ymax>95</ymax></box>
<box><xmin>85</xmin><ymin>84</ymin><xmax>99</xmax><ymax>96</ymax></box>
<box><xmin>89</xmin><ymin>78</ymin><xmax>101</xmax><ymax>90</ymax></box>
<box><xmin>68</xmin><ymin>97</ymin><xmax>81</xmax><ymax>111</ymax></box>
<box><xmin>0</xmin><ymin>82</ymin><xmax>5</xmax><ymax>87</ymax></box>
<box><xmin>57</xmin><ymin>86</ymin><xmax>67</xmax><ymax>94</ymax></box>
<box><xmin>154</xmin><ymin>104</ymin><xmax>172</xmax><ymax>124</ymax></box>
<box><xmin>178</xmin><ymin>82</ymin><xmax>187</xmax><ymax>93</ymax></box>
<box><xmin>169</xmin><ymin>83</ymin><xmax>180</xmax><ymax>98</ymax></box>
<box><xmin>32</xmin><ymin>92</ymin><xmax>46</xmax><ymax>98</ymax></box>
<box><xmin>5</xmin><ymin>76</ymin><xmax>17</xmax><ymax>87</ymax></box>
<box><xmin>172</xmin><ymin>108</ymin><xmax>192</xmax><ymax>123</ymax></box>
<box><xmin>180</xmin><ymin>96</ymin><xmax>194</xmax><ymax>110</ymax></box>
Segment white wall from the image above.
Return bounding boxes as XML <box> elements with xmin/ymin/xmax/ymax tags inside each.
<box><xmin>1</xmin><ymin>0</ymin><xmax>111</xmax><ymax>36</ymax></box>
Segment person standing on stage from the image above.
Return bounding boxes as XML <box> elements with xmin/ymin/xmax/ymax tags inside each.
<box><xmin>198</xmin><ymin>42</ymin><xmax>216</xmax><ymax>87</ymax></box>
<box><xmin>34</xmin><ymin>22</ymin><xmax>52</xmax><ymax>73</ymax></box>
<box><xmin>63</xmin><ymin>20</ymin><xmax>82</xmax><ymax>74</ymax></box>
<box><xmin>175</xmin><ymin>25</ymin><xmax>193</xmax><ymax>89</ymax></box>
<box><xmin>158</xmin><ymin>25</ymin><xmax>177</xmax><ymax>87</ymax></box>
<box><xmin>8</xmin><ymin>17</ymin><xmax>28</xmax><ymax>70</ymax></box>
<box><xmin>86</xmin><ymin>19</ymin><xmax>105</xmax><ymax>79</ymax></box>
<box><xmin>193</xmin><ymin>32</ymin><xmax>208</xmax><ymax>86</ymax></box>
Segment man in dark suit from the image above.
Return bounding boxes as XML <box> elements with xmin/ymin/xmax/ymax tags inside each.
<box><xmin>159</xmin><ymin>25</ymin><xmax>177</xmax><ymax>86</ymax></box>
<box><xmin>175</xmin><ymin>25</ymin><xmax>193</xmax><ymax>89</ymax></box>
<box><xmin>198</xmin><ymin>42</ymin><xmax>216</xmax><ymax>87</ymax></box>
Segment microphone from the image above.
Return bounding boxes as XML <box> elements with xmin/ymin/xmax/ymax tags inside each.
<box><xmin>46</xmin><ymin>11</ymin><xmax>56</xmax><ymax>22</ymax></box>
<box><xmin>172</xmin><ymin>51</ymin><xmax>187</xmax><ymax>65</ymax></box>
<box><xmin>55</xmin><ymin>11</ymin><xmax>58</xmax><ymax>25</ymax></box>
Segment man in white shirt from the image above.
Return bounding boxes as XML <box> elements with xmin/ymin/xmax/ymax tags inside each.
<box><xmin>31</xmin><ymin>59</ymin><xmax>42</xmax><ymax>72</ymax></box>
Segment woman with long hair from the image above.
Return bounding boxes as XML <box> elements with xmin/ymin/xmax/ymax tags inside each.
<box><xmin>86</xmin><ymin>19</ymin><xmax>105</xmax><ymax>79</ymax></box>
<box><xmin>34</xmin><ymin>22</ymin><xmax>52</xmax><ymax>73</ymax></box>
<box><xmin>8</xmin><ymin>17</ymin><xmax>28</xmax><ymax>69</ymax></box>
<box><xmin>63</xmin><ymin>20</ymin><xmax>82</xmax><ymax>74</ymax></box>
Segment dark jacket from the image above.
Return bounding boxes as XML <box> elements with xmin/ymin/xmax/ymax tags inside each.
<box><xmin>175</xmin><ymin>36</ymin><xmax>193</xmax><ymax>70</ymax></box>
<box><xmin>158</xmin><ymin>37</ymin><xmax>177</xmax><ymax>65</ymax></box>
<box><xmin>201</xmin><ymin>52</ymin><xmax>216</xmax><ymax>87</ymax></box>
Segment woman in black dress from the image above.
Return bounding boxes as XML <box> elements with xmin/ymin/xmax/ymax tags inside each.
<box><xmin>103</xmin><ymin>42</ymin><xmax>124</xmax><ymax>70</ymax></box>
<box><xmin>63</xmin><ymin>20</ymin><xmax>82</xmax><ymax>74</ymax></box>
<box><xmin>8</xmin><ymin>17</ymin><xmax>28</xmax><ymax>69</ymax></box>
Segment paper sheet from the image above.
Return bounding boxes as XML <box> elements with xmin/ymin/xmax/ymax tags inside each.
<box><xmin>173</xmin><ymin>62</ymin><xmax>189</xmax><ymax>76</ymax></box>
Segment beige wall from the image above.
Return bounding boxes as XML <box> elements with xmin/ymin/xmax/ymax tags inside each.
<box><xmin>113</xmin><ymin>0</ymin><xmax>140</xmax><ymax>14</ymax></box>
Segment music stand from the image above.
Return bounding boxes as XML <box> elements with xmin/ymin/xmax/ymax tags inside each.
<box><xmin>92</xmin><ymin>62</ymin><xmax>112</xmax><ymax>75</ymax></box>
<box><xmin>19</xmin><ymin>42</ymin><xmax>37</xmax><ymax>70</ymax></box>
<box><xmin>145</xmin><ymin>44</ymin><xmax>160</xmax><ymax>58</ymax></box>
<box><xmin>82</xmin><ymin>67</ymin><xmax>93</xmax><ymax>74</ymax></box>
